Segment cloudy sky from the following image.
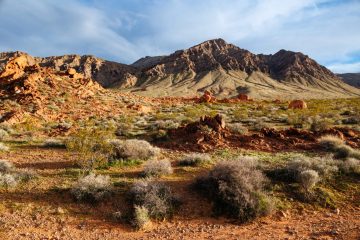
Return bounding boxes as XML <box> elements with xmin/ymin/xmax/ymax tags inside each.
<box><xmin>0</xmin><ymin>0</ymin><xmax>359</xmax><ymax>73</ymax></box>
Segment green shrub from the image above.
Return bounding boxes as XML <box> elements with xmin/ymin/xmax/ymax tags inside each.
<box><xmin>43</xmin><ymin>138</ymin><xmax>66</xmax><ymax>148</ymax></box>
<box><xmin>299</xmin><ymin>170</ymin><xmax>320</xmax><ymax>192</ymax></box>
<box><xmin>0</xmin><ymin>143</ymin><xmax>9</xmax><ymax>152</ymax></box>
<box><xmin>227</xmin><ymin>123</ymin><xmax>248</xmax><ymax>135</ymax></box>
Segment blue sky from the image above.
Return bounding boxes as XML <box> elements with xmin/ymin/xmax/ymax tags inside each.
<box><xmin>0</xmin><ymin>0</ymin><xmax>359</xmax><ymax>73</ymax></box>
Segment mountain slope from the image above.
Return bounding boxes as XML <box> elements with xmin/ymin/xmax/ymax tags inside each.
<box><xmin>338</xmin><ymin>73</ymin><xmax>360</xmax><ymax>88</ymax></box>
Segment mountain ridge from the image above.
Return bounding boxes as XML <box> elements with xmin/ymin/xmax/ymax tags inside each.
<box><xmin>1</xmin><ymin>38</ymin><xmax>359</xmax><ymax>99</ymax></box>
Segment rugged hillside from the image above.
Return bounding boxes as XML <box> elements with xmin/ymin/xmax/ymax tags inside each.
<box><xmin>338</xmin><ymin>73</ymin><xmax>360</xmax><ymax>88</ymax></box>
<box><xmin>0</xmin><ymin>52</ymin><xmax>149</xmax><ymax>125</ymax></box>
<box><xmin>36</xmin><ymin>54</ymin><xmax>138</xmax><ymax>88</ymax></box>
<box><xmin>129</xmin><ymin>39</ymin><xmax>360</xmax><ymax>99</ymax></box>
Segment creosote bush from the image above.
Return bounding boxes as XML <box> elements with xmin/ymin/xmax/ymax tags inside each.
<box><xmin>128</xmin><ymin>180</ymin><xmax>179</xmax><ymax>220</ymax></box>
<box><xmin>178</xmin><ymin>153</ymin><xmax>211</xmax><ymax>166</ymax></box>
<box><xmin>194</xmin><ymin>157</ymin><xmax>274</xmax><ymax>222</ymax></box>
<box><xmin>109</xmin><ymin>139</ymin><xmax>160</xmax><ymax>161</ymax></box>
<box><xmin>143</xmin><ymin>159</ymin><xmax>173</xmax><ymax>177</ymax></box>
<box><xmin>71</xmin><ymin>173</ymin><xmax>112</xmax><ymax>203</ymax></box>
<box><xmin>66</xmin><ymin>129</ymin><xmax>114</xmax><ymax>170</ymax></box>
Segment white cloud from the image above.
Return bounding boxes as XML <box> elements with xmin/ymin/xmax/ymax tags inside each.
<box><xmin>327</xmin><ymin>62</ymin><xmax>360</xmax><ymax>73</ymax></box>
<box><xmin>0</xmin><ymin>0</ymin><xmax>359</xmax><ymax>69</ymax></box>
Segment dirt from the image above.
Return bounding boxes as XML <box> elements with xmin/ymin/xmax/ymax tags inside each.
<box><xmin>0</xmin><ymin>147</ymin><xmax>359</xmax><ymax>239</ymax></box>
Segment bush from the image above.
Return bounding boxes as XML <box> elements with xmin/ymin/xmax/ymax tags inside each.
<box><xmin>154</xmin><ymin>120</ymin><xmax>179</xmax><ymax>130</ymax></box>
<box><xmin>309</xmin><ymin>117</ymin><xmax>330</xmax><ymax>132</ymax></box>
<box><xmin>43</xmin><ymin>138</ymin><xmax>66</xmax><ymax>148</ymax></box>
<box><xmin>287</xmin><ymin>155</ymin><xmax>338</xmax><ymax>178</ymax></box>
<box><xmin>0</xmin><ymin>159</ymin><xmax>14</xmax><ymax>173</ymax></box>
<box><xmin>333</xmin><ymin>145</ymin><xmax>360</xmax><ymax>159</ymax></box>
<box><xmin>143</xmin><ymin>159</ymin><xmax>173</xmax><ymax>177</ymax></box>
<box><xmin>132</xmin><ymin>205</ymin><xmax>151</xmax><ymax>230</ymax></box>
<box><xmin>194</xmin><ymin>157</ymin><xmax>273</xmax><ymax>222</ymax></box>
<box><xmin>227</xmin><ymin>123</ymin><xmax>248</xmax><ymax>135</ymax></box>
<box><xmin>338</xmin><ymin>158</ymin><xmax>360</xmax><ymax>173</ymax></box>
<box><xmin>129</xmin><ymin>180</ymin><xmax>179</xmax><ymax>220</ymax></box>
<box><xmin>299</xmin><ymin>170</ymin><xmax>320</xmax><ymax>192</ymax></box>
<box><xmin>66</xmin><ymin>129</ymin><xmax>114</xmax><ymax>170</ymax></box>
<box><xmin>0</xmin><ymin>173</ymin><xmax>18</xmax><ymax>188</ymax></box>
<box><xmin>110</xmin><ymin>139</ymin><xmax>160</xmax><ymax>160</ymax></box>
<box><xmin>318</xmin><ymin>135</ymin><xmax>344</xmax><ymax>151</ymax></box>
<box><xmin>178</xmin><ymin>153</ymin><xmax>211</xmax><ymax>166</ymax></box>
<box><xmin>0</xmin><ymin>143</ymin><xmax>9</xmax><ymax>152</ymax></box>
<box><xmin>71</xmin><ymin>173</ymin><xmax>112</xmax><ymax>203</ymax></box>
<box><xmin>0</xmin><ymin>129</ymin><xmax>9</xmax><ymax>140</ymax></box>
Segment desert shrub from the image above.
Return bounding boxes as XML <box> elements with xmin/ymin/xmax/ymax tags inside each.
<box><xmin>178</xmin><ymin>153</ymin><xmax>211</xmax><ymax>166</ymax></box>
<box><xmin>287</xmin><ymin>155</ymin><xmax>338</xmax><ymax>178</ymax></box>
<box><xmin>132</xmin><ymin>205</ymin><xmax>151</xmax><ymax>230</ymax></box>
<box><xmin>0</xmin><ymin>129</ymin><xmax>9</xmax><ymax>140</ymax></box>
<box><xmin>154</xmin><ymin>120</ymin><xmax>179</xmax><ymax>130</ymax></box>
<box><xmin>318</xmin><ymin>135</ymin><xmax>344</xmax><ymax>151</ymax></box>
<box><xmin>143</xmin><ymin>159</ymin><xmax>173</xmax><ymax>177</ymax></box>
<box><xmin>16</xmin><ymin>168</ymin><xmax>38</xmax><ymax>182</ymax></box>
<box><xmin>43</xmin><ymin>138</ymin><xmax>66</xmax><ymax>148</ymax></box>
<box><xmin>66</xmin><ymin>129</ymin><xmax>114</xmax><ymax>170</ymax></box>
<box><xmin>337</xmin><ymin>158</ymin><xmax>360</xmax><ymax>173</ymax></box>
<box><xmin>309</xmin><ymin>117</ymin><xmax>330</xmax><ymax>132</ymax></box>
<box><xmin>333</xmin><ymin>144</ymin><xmax>360</xmax><ymax>159</ymax></box>
<box><xmin>0</xmin><ymin>143</ymin><xmax>9</xmax><ymax>152</ymax></box>
<box><xmin>299</xmin><ymin>170</ymin><xmax>320</xmax><ymax>192</ymax></box>
<box><xmin>71</xmin><ymin>173</ymin><xmax>112</xmax><ymax>203</ymax></box>
<box><xmin>0</xmin><ymin>159</ymin><xmax>14</xmax><ymax>173</ymax></box>
<box><xmin>342</xmin><ymin>116</ymin><xmax>360</xmax><ymax>124</ymax></box>
<box><xmin>194</xmin><ymin>157</ymin><xmax>273</xmax><ymax>222</ymax></box>
<box><xmin>109</xmin><ymin>139</ymin><xmax>160</xmax><ymax>161</ymax></box>
<box><xmin>115</xmin><ymin>123</ymin><xmax>132</xmax><ymax>137</ymax></box>
<box><xmin>128</xmin><ymin>180</ymin><xmax>179</xmax><ymax>220</ymax></box>
<box><xmin>252</xmin><ymin>121</ymin><xmax>271</xmax><ymax>131</ymax></box>
<box><xmin>228</xmin><ymin>123</ymin><xmax>248</xmax><ymax>135</ymax></box>
<box><xmin>0</xmin><ymin>173</ymin><xmax>18</xmax><ymax>188</ymax></box>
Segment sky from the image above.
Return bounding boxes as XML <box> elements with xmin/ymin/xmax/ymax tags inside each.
<box><xmin>0</xmin><ymin>0</ymin><xmax>359</xmax><ymax>73</ymax></box>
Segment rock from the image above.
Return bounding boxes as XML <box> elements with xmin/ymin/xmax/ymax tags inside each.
<box><xmin>288</xmin><ymin>100</ymin><xmax>308</xmax><ymax>109</ymax></box>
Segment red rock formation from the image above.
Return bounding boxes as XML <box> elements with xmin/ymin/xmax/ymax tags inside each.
<box><xmin>288</xmin><ymin>100</ymin><xmax>307</xmax><ymax>109</ymax></box>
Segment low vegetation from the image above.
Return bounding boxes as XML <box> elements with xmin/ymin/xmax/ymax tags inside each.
<box><xmin>142</xmin><ymin>159</ymin><xmax>173</xmax><ymax>177</ymax></box>
<box><xmin>70</xmin><ymin>173</ymin><xmax>113</xmax><ymax>203</ymax></box>
<box><xmin>194</xmin><ymin>157</ymin><xmax>274</xmax><ymax>222</ymax></box>
<box><xmin>178</xmin><ymin>153</ymin><xmax>211</xmax><ymax>166</ymax></box>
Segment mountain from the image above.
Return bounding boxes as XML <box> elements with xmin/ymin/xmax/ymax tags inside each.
<box><xmin>128</xmin><ymin>39</ymin><xmax>360</xmax><ymax>99</ymax></box>
<box><xmin>1</xmin><ymin>39</ymin><xmax>360</xmax><ymax>99</ymax></box>
<box><xmin>337</xmin><ymin>73</ymin><xmax>360</xmax><ymax>88</ymax></box>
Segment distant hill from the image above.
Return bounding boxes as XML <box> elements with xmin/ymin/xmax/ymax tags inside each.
<box><xmin>337</xmin><ymin>73</ymin><xmax>360</xmax><ymax>88</ymax></box>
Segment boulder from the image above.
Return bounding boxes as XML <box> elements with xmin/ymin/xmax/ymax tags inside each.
<box><xmin>288</xmin><ymin>100</ymin><xmax>307</xmax><ymax>109</ymax></box>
